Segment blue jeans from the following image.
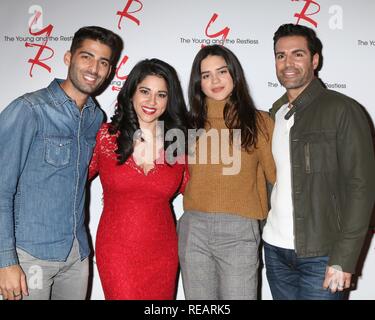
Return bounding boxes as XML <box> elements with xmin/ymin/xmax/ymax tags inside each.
<box><xmin>264</xmin><ymin>242</ymin><xmax>344</xmax><ymax>300</ymax></box>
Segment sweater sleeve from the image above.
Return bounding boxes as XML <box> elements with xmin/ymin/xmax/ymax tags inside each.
<box><xmin>257</xmin><ymin>112</ymin><xmax>276</xmax><ymax>185</ymax></box>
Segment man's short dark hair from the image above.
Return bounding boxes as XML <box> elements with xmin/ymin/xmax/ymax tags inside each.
<box><xmin>273</xmin><ymin>23</ymin><xmax>322</xmax><ymax>58</ymax></box>
<box><xmin>70</xmin><ymin>26</ymin><xmax>123</xmax><ymax>66</ymax></box>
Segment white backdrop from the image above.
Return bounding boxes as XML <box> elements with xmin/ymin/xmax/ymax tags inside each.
<box><xmin>0</xmin><ymin>0</ymin><xmax>374</xmax><ymax>300</ymax></box>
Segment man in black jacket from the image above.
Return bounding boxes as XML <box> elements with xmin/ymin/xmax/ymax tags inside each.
<box><xmin>262</xmin><ymin>23</ymin><xmax>375</xmax><ymax>300</ymax></box>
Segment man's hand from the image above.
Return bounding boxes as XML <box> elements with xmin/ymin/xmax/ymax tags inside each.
<box><xmin>323</xmin><ymin>265</ymin><xmax>352</xmax><ymax>293</ymax></box>
<box><xmin>0</xmin><ymin>265</ymin><xmax>28</xmax><ymax>300</ymax></box>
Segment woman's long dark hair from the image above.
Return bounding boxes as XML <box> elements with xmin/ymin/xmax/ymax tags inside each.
<box><xmin>188</xmin><ymin>45</ymin><xmax>265</xmax><ymax>151</ymax></box>
<box><xmin>109</xmin><ymin>58</ymin><xmax>188</xmax><ymax>164</ymax></box>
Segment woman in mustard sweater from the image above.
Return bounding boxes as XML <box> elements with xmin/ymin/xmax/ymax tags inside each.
<box><xmin>178</xmin><ymin>45</ymin><xmax>276</xmax><ymax>300</ymax></box>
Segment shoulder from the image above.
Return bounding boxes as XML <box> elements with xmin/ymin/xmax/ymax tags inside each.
<box><xmin>96</xmin><ymin>123</ymin><xmax>118</xmax><ymax>143</ymax></box>
<box><xmin>256</xmin><ymin>110</ymin><xmax>274</xmax><ymax>130</ymax></box>
<box><xmin>22</xmin><ymin>87</ymin><xmax>50</xmax><ymax>106</ymax></box>
<box><xmin>320</xmin><ymin>88</ymin><xmax>360</xmax><ymax>109</ymax></box>
<box><xmin>98</xmin><ymin>122</ymin><xmax>117</xmax><ymax>135</ymax></box>
<box><xmin>257</xmin><ymin>110</ymin><xmax>272</xmax><ymax>120</ymax></box>
<box><xmin>1</xmin><ymin>95</ymin><xmax>36</xmax><ymax>120</ymax></box>
<box><xmin>319</xmin><ymin>89</ymin><xmax>367</xmax><ymax>121</ymax></box>
<box><xmin>94</xmin><ymin>123</ymin><xmax>119</xmax><ymax>158</ymax></box>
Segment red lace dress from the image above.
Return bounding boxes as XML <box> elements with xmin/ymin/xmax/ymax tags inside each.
<box><xmin>89</xmin><ymin>124</ymin><xmax>188</xmax><ymax>300</ymax></box>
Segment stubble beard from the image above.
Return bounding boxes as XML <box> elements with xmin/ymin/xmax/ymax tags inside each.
<box><xmin>68</xmin><ymin>64</ymin><xmax>103</xmax><ymax>96</ymax></box>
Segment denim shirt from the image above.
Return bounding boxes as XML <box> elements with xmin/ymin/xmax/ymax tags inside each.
<box><xmin>0</xmin><ymin>79</ymin><xmax>104</xmax><ymax>268</ymax></box>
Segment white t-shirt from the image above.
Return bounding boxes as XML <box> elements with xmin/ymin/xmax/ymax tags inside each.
<box><xmin>262</xmin><ymin>103</ymin><xmax>295</xmax><ymax>249</ymax></box>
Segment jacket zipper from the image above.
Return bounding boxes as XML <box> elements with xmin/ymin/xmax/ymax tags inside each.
<box><xmin>304</xmin><ymin>143</ymin><xmax>311</xmax><ymax>173</ymax></box>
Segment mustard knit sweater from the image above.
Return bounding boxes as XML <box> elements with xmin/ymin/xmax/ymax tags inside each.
<box><xmin>183</xmin><ymin>98</ymin><xmax>276</xmax><ymax>219</ymax></box>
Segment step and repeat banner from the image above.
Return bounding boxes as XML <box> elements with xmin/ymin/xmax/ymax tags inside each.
<box><xmin>0</xmin><ymin>0</ymin><xmax>374</xmax><ymax>300</ymax></box>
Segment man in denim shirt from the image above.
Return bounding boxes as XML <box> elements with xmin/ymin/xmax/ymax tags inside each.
<box><xmin>0</xmin><ymin>26</ymin><xmax>122</xmax><ymax>300</ymax></box>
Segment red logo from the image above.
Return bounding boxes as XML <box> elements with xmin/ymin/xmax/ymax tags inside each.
<box><xmin>293</xmin><ymin>0</ymin><xmax>321</xmax><ymax>28</ymax></box>
<box><xmin>117</xmin><ymin>0</ymin><xmax>143</xmax><ymax>30</ymax></box>
<box><xmin>26</xmin><ymin>10</ymin><xmax>54</xmax><ymax>77</ymax></box>
<box><xmin>204</xmin><ymin>13</ymin><xmax>230</xmax><ymax>46</ymax></box>
<box><xmin>112</xmin><ymin>55</ymin><xmax>130</xmax><ymax>91</ymax></box>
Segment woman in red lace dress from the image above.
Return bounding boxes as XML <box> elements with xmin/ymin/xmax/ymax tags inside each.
<box><xmin>89</xmin><ymin>59</ymin><xmax>189</xmax><ymax>300</ymax></box>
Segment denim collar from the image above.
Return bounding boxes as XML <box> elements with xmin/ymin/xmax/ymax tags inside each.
<box><xmin>47</xmin><ymin>78</ymin><xmax>97</xmax><ymax>110</ymax></box>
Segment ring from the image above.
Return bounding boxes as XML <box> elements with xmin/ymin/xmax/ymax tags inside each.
<box><xmin>337</xmin><ymin>285</ymin><xmax>344</xmax><ymax>289</ymax></box>
<box><xmin>13</xmin><ymin>292</ymin><xmax>21</xmax><ymax>297</ymax></box>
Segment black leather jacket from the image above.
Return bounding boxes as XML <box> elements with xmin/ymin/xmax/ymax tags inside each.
<box><xmin>270</xmin><ymin>78</ymin><xmax>375</xmax><ymax>273</ymax></box>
